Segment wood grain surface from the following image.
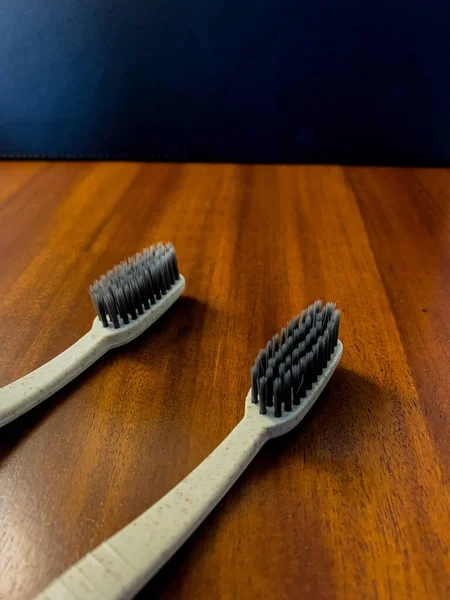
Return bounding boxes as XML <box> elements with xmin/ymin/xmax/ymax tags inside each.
<box><xmin>0</xmin><ymin>162</ymin><xmax>449</xmax><ymax>600</ymax></box>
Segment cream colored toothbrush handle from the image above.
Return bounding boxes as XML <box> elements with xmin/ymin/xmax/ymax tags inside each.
<box><xmin>0</xmin><ymin>275</ymin><xmax>185</xmax><ymax>429</ymax></box>
<box><xmin>35</xmin><ymin>418</ymin><xmax>267</xmax><ymax>600</ymax></box>
<box><xmin>0</xmin><ymin>327</ymin><xmax>107</xmax><ymax>427</ymax></box>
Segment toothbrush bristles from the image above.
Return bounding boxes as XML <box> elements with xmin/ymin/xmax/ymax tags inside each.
<box><xmin>89</xmin><ymin>242</ymin><xmax>180</xmax><ymax>329</ymax></box>
<box><xmin>251</xmin><ymin>301</ymin><xmax>340</xmax><ymax>416</ymax></box>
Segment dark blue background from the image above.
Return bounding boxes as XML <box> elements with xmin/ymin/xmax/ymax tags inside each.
<box><xmin>1</xmin><ymin>1</ymin><xmax>449</xmax><ymax>163</ymax></box>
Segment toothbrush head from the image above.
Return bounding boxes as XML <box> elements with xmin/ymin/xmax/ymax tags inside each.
<box><xmin>248</xmin><ymin>301</ymin><xmax>342</xmax><ymax>437</ymax></box>
<box><xmin>89</xmin><ymin>242</ymin><xmax>182</xmax><ymax>329</ymax></box>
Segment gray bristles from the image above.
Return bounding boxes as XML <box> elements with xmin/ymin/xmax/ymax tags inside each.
<box><xmin>89</xmin><ymin>242</ymin><xmax>180</xmax><ymax>329</ymax></box>
<box><xmin>250</xmin><ymin>301</ymin><xmax>341</xmax><ymax>417</ymax></box>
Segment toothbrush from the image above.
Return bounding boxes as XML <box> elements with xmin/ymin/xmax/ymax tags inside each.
<box><xmin>0</xmin><ymin>242</ymin><xmax>185</xmax><ymax>428</ymax></box>
<box><xmin>35</xmin><ymin>301</ymin><xmax>342</xmax><ymax>600</ymax></box>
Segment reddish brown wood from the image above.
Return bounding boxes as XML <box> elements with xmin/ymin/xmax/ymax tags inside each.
<box><xmin>0</xmin><ymin>163</ymin><xmax>448</xmax><ymax>599</ymax></box>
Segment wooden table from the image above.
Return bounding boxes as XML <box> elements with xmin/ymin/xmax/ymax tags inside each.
<box><xmin>0</xmin><ymin>162</ymin><xmax>449</xmax><ymax>600</ymax></box>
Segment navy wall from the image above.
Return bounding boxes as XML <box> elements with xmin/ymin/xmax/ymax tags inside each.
<box><xmin>1</xmin><ymin>1</ymin><xmax>449</xmax><ymax>163</ymax></box>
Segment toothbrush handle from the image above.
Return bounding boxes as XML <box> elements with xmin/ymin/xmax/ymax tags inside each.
<box><xmin>36</xmin><ymin>419</ymin><xmax>267</xmax><ymax>600</ymax></box>
<box><xmin>0</xmin><ymin>328</ymin><xmax>107</xmax><ymax>427</ymax></box>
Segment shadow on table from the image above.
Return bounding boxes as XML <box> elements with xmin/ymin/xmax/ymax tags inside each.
<box><xmin>0</xmin><ymin>295</ymin><xmax>211</xmax><ymax>462</ymax></box>
<box><xmin>140</xmin><ymin>367</ymin><xmax>398</xmax><ymax>598</ymax></box>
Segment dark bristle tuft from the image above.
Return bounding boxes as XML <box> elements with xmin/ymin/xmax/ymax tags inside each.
<box><xmin>287</xmin><ymin>320</ymin><xmax>295</xmax><ymax>338</ymax></box>
<box><xmin>273</xmin><ymin>333</ymin><xmax>280</xmax><ymax>352</ymax></box>
<box><xmin>251</xmin><ymin>366</ymin><xmax>258</xmax><ymax>404</ymax></box>
<box><xmin>305</xmin><ymin>351</ymin><xmax>314</xmax><ymax>390</ymax></box>
<box><xmin>104</xmin><ymin>290</ymin><xmax>119</xmax><ymax>329</ymax></box>
<box><xmin>285</xmin><ymin>337</ymin><xmax>293</xmax><ymax>355</ymax></box>
<box><xmin>305</xmin><ymin>314</ymin><xmax>312</xmax><ymax>332</ymax></box>
<box><xmin>299</xmin><ymin>357</ymin><xmax>307</xmax><ymax>398</ymax></box>
<box><xmin>292</xmin><ymin>364</ymin><xmax>301</xmax><ymax>405</ymax></box>
<box><xmin>299</xmin><ymin>341</ymin><xmax>306</xmax><ymax>356</ymax></box>
<box><xmin>283</xmin><ymin>370</ymin><xmax>292</xmax><ymax>411</ymax></box>
<box><xmin>113</xmin><ymin>284</ymin><xmax>129</xmax><ymax>324</ymax></box>
<box><xmin>274</xmin><ymin>350</ymin><xmax>283</xmax><ymax>372</ymax></box>
<box><xmin>156</xmin><ymin>259</ymin><xmax>167</xmax><ymax>295</ymax></box>
<box><xmin>89</xmin><ymin>242</ymin><xmax>181</xmax><ymax>328</ymax></box>
<box><xmin>150</xmin><ymin>263</ymin><xmax>162</xmax><ymax>300</ymax></box>
<box><xmin>312</xmin><ymin>345</ymin><xmax>319</xmax><ymax>384</ymax></box>
<box><xmin>260</xmin><ymin>349</ymin><xmax>268</xmax><ymax>371</ymax></box>
<box><xmin>316</xmin><ymin>314</ymin><xmax>323</xmax><ymax>335</ymax></box>
<box><xmin>266</xmin><ymin>368</ymin><xmax>274</xmax><ymax>407</ymax></box>
<box><xmin>273</xmin><ymin>378</ymin><xmax>282</xmax><ymax>418</ymax></box>
<box><xmin>251</xmin><ymin>301</ymin><xmax>340</xmax><ymax>417</ymax></box>
<box><xmin>259</xmin><ymin>377</ymin><xmax>267</xmax><ymax>414</ymax></box>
